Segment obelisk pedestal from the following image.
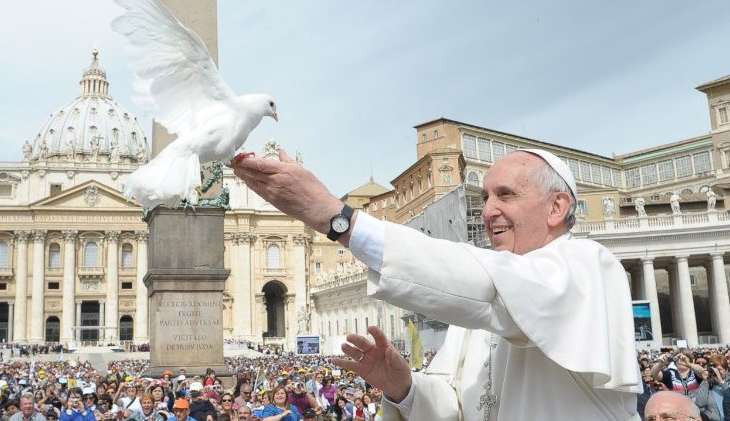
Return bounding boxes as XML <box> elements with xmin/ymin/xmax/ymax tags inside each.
<box><xmin>144</xmin><ymin>207</ymin><xmax>229</xmax><ymax>377</ymax></box>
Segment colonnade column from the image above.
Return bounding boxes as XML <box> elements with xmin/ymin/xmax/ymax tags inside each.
<box><xmin>29</xmin><ymin>230</ymin><xmax>46</xmax><ymax>343</ymax></box>
<box><xmin>641</xmin><ymin>257</ymin><xmax>663</xmax><ymax>346</ymax></box>
<box><xmin>105</xmin><ymin>231</ymin><xmax>119</xmax><ymax>343</ymax></box>
<box><xmin>629</xmin><ymin>266</ymin><xmax>644</xmax><ymax>300</ymax></box>
<box><xmin>13</xmin><ymin>231</ymin><xmax>29</xmax><ymax>342</ymax></box>
<box><xmin>134</xmin><ymin>231</ymin><xmax>148</xmax><ymax>344</ymax></box>
<box><xmin>99</xmin><ymin>301</ymin><xmax>105</xmax><ymax>342</ymax></box>
<box><xmin>61</xmin><ymin>230</ymin><xmax>77</xmax><ymax>345</ymax></box>
<box><xmin>292</xmin><ymin>235</ymin><xmax>308</xmax><ymax>336</ymax></box>
<box><xmin>231</xmin><ymin>233</ymin><xmax>254</xmax><ymax>338</ymax></box>
<box><xmin>709</xmin><ymin>253</ymin><xmax>730</xmax><ymax>343</ymax></box>
<box><xmin>254</xmin><ymin>293</ymin><xmax>266</xmax><ymax>338</ymax></box>
<box><xmin>675</xmin><ymin>256</ymin><xmax>698</xmax><ymax>347</ymax></box>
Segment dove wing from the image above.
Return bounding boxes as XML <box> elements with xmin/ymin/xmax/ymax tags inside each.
<box><xmin>112</xmin><ymin>0</ymin><xmax>236</xmax><ymax>136</ymax></box>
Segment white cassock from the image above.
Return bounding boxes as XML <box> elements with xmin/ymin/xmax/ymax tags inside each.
<box><xmin>349</xmin><ymin>213</ymin><xmax>642</xmax><ymax>421</ymax></box>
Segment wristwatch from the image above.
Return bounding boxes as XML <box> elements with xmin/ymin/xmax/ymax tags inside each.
<box><xmin>327</xmin><ymin>204</ymin><xmax>354</xmax><ymax>241</ymax></box>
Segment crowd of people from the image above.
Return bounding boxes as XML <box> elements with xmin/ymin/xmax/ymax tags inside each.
<box><xmin>0</xmin><ymin>346</ymin><xmax>723</xmax><ymax>421</ymax></box>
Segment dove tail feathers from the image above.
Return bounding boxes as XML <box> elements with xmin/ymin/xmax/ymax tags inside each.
<box><xmin>123</xmin><ymin>145</ymin><xmax>201</xmax><ymax>209</ymax></box>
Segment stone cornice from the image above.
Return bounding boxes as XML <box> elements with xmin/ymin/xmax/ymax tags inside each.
<box><xmin>62</xmin><ymin>230</ymin><xmax>78</xmax><ymax>242</ymax></box>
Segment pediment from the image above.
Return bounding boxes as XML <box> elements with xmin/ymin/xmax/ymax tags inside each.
<box><xmin>30</xmin><ymin>180</ymin><xmax>139</xmax><ymax>209</ymax></box>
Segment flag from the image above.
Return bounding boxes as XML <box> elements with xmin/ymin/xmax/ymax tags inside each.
<box><xmin>407</xmin><ymin>320</ymin><xmax>423</xmax><ymax>370</ymax></box>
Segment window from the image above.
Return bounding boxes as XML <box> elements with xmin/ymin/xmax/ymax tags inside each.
<box><xmin>48</xmin><ymin>243</ymin><xmax>61</xmax><ymax>268</ymax></box>
<box><xmin>467</xmin><ymin>171</ymin><xmax>480</xmax><ymax>186</ymax></box>
<box><xmin>0</xmin><ymin>283</ymin><xmax>6</xmax><ymax>290</ymax></box>
<box><xmin>328</xmin><ymin>321</ymin><xmax>332</xmax><ymax>336</ymax></box>
<box><xmin>0</xmin><ymin>185</ymin><xmax>11</xmax><ymax>197</ymax></box>
<box><xmin>579</xmin><ymin>162</ymin><xmax>592</xmax><ymax>183</ymax></box>
<box><xmin>492</xmin><ymin>142</ymin><xmax>506</xmax><ymax>161</ymax></box>
<box><xmin>315</xmin><ymin>262</ymin><xmax>321</xmax><ymax>273</ymax></box>
<box><xmin>690</xmin><ymin>274</ymin><xmax>697</xmax><ymax>287</ymax></box>
<box><xmin>625</xmin><ymin>168</ymin><xmax>641</xmax><ymax>188</ymax></box>
<box><xmin>719</xmin><ymin>106</ymin><xmax>728</xmax><ymax>125</ymax></box>
<box><xmin>45</xmin><ymin>317</ymin><xmax>60</xmax><ymax>342</ymax></box>
<box><xmin>47</xmin><ymin>281</ymin><xmax>60</xmax><ymax>290</ymax></box>
<box><xmin>675</xmin><ymin>156</ymin><xmax>692</xmax><ymax>178</ymax></box>
<box><xmin>576</xmin><ymin>200</ymin><xmax>588</xmax><ymax>216</ymax></box>
<box><xmin>336</xmin><ymin>320</ymin><xmax>339</xmax><ymax>335</ymax></box>
<box><xmin>119</xmin><ymin>315</ymin><xmax>133</xmax><ymax>341</ymax></box>
<box><xmin>0</xmin><ymin>241</ymin><xmax>8</xmax><ymax>268</ymax></box>
<box><xmin>477</xmin><ymin>138</ymin><xmax>491</xmax><ymax>162</ymax></box>
<box><xmin>266</xmin><ymin>244</ymin><xmax>281</xmax><ymax>268</ymax></box>
<box><xmin>567</xmin><ymin>159</ymin><xmax>580</xmax><ymax>181</ymax></box>
<box><xmin>658</xmin><ymin>160</ymin><xmax>674</xmax><ymax>181</ymax></box>
<box><xmin>612</xmin><ymin>169</ymin><xmax>622</xmax><ymax>187</ymax></box>
<box><xmin>601</xmin><ymin>167</ymin><xmax>612</xmax><ymax>186</ymax></box>
<box><xmin>505</xmin><ymin>144</ymin><xmax>517</xmax><ymax>154</ymax></box>
<box><xmin>354</xmin><ymin>318</ymin><xmax>358</xmax><ymax>334</ymax></box>
<box><xmin>434</xmin><ymin>129</ymin><xmax>439</xmax><ymax>138</ymax></box>
<box><xmin>365</xmin><ymin>317</ymin><xmax>369</xmax><ymax>329</ymax></box>
<box><xmin>121</xmin><ymin>282</ymin><xmax>133</xmax><ymax>290</ymax></box>
<box><xmin>640</xmin><ymin>164</ymin><xmax>658</xmax><ymax>185</ymax></box>
<box><xmin>50</xmin><ymin>184</ymin><xmax>63</xmax><ymax>197</ymax></box>
<box><xmin>121</xmin><ymin>243</ymin><xmax>134</xmax><ymax>268</ymax></box>
<box><xmin>83</xmin><ymin>241</ymin><xmax>98</xmax><ymax>267</ymax></box>
<box><xmin>462</xmin><ymin>135</ymin><xmax>477</xmax><ymax>159</ymax></box>
<box><xmin>337</xmin><ymin>248</ymin><xmax>345</xmax><ymax>256</ymax></box>
<box><xmin>591</xmin><ymin>164</ymin><xmax>602</xmax><ymax>184</ymax></box>
<box><xmin>693</xmin><ymin>151</ymin><xmax>712</xmax><ymax>175</ymax></box>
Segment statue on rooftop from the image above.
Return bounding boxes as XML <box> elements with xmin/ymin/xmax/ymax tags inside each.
<box><xmin>707</xmin><ymin>190</ymin><xmax>717</xmax><ymax>211</ymax></box>
<box><xmin>634</xmin><ymin>197</ymin><xmax>646</xmax><ymax>217</ymax></box>
<box><xmin>670</xmin><ymin>193</ymin><xmax>681</xmax><ymax>215</ymax></box>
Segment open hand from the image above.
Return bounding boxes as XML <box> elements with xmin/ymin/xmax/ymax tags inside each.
<box><xmin>332</xmin><ymin>326</ymin><xmax>412</xmax><ymax>403</ymax></box>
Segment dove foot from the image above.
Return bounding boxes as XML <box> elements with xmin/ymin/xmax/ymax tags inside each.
<box><xmin>231</xmin><ymin>152</ymin><xmax>256</xmax><ymax>166</ymax></box>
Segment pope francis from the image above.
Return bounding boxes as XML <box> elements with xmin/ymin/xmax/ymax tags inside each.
<box><xmin>233</xmin><ymin>148</ymin><xmax>642</xmax><ymax>420</ymax></box>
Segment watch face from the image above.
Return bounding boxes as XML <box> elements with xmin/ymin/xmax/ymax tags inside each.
<box><xmin>332</xmin><ymin>215</ymin><xmax>350</xmax><ymax>233</ymax></box>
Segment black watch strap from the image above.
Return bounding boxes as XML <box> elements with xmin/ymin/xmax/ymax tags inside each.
<box><xmin>327</xmin><ymin>205</ymin><xmax>354</xmax><ymax>241</ymax></box>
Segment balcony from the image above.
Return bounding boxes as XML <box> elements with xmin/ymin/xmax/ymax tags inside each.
<box><xmin>0</xmin><ymin>266</ymin><xmax>12</xmax><ymax>280</ymax></box>
<box><xmin>573</xmin><ymin>209</ymin><xmax>730</xmax><ymax>235</ymax></box>
<box><xmin>78</xmin><ymin>266</ymin><xmax>104</xmax><ymax>280</ymax></box>
<box><xmin>262</xmin><ymin>267</ymin><xmax>287</xmax><ymax>277</ymax></box>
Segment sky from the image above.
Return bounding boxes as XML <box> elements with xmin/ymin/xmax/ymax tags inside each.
<box><xmin>2</xmin><ymin>1</ymin><xmax>730</xmax><ymax>196</ymax></box>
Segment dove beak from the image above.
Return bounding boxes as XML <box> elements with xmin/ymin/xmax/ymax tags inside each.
<box><xmin>273</xmin><ymin>112</ymin><xmax>279</xmax><ymax>122</ymax></box>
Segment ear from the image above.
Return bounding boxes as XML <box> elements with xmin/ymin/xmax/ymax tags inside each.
<box><xmin>547</xmin><ymin>191</ymin><xmax>572</xmax><ymax>229</ymax></box>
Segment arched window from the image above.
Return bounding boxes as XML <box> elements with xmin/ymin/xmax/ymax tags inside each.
<box><xmin>467</xmin><ymin>172</ymin><xmax>480</xmax><ymax>186</ymax></box>
<box><xmin>121</xmin><ymin>243</ymin><xmax>134</xmax><ymax>268</ymax></box>
<box><xmin>119</xmin><ymin>315</ymin><xmax>133</xmax><ymax>341</ymax></box>
<box><xmin>48</xmin><ymin>243</ymin><xmax>61</xmax><ymax>268</ymax></box>
<box><xmin>84</xmin><ymin>241</ymin><xmax>99</xmax><ymax>267</ymax></box>
<box><xmin>45</xmin><ymin>316</ymin><xmax>60</xmax><ymax>342</ymax></box>
<box><xmin>266</xmin><ymin>244</ymin><xmax>281</xmax><ymax>268</ymax></box>
<box><xmin>0</xmin><ymin>241</ymin><xmax>9</xmax><ymax>268</ymax></box>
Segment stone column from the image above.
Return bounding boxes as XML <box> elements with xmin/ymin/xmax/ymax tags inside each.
<box><xmin>61</xmin><ymin>230</ymin><xmax>77</xmax><ymax>345</ymax></box>
<box><xmin>709</xmin><ymin>253</ymin><xmax>730</xmax><ymax>343</ymax></box>
<box><xmin>134</xmin><ymin>232</ymin><xmax>149</xmax><ymax>344</ymax></box>
<box><xmin>7</xmin><ymin>302</ymin><xmax>13</xmax><ymax>343</ymax></box>
<box><xmin>231</xmin><ymin>233</ymin><xmax>253</xmax><ymax>338</ymax></box>
<box><xmin>292</xmin><ymin>235</ymin><xmax>308</xmax><ymax>336</ymax></box>
<box><xmin>286</xmin><ymin>294</ymin><xmax>296</xmax><ymax>350</ymax></box>
<box><xmin>641</xmin><ymin>257</ymin><xmax>663</xmax><ymax>346</ymax></box>
<box><xmin>105</xmin><ymin>231</ymin><xmax>120</xmax><ymax>343</ymax></box>
<box><xmin>13</xmin><ymin>231</ymin><xmax>29</xmax><ymax>343</ymax></box>
<box><xmin>29</xmin><ymin>230</ymin><xmax>46</xmax><ymax>343</ymax></box>
<box><xmin>75</xmin><ymin>301</ymin><xmax>81</xmax><ymax>342</ymax></box>
<box><xmin>629</xmin><ymin>264</ymin><xmax>644</xmax><ymax>300</ymax></box>
<box><xmin>254</xmin><ymin>293</ymin><xmax>266</xmax><ymax>341</ymax></box>
<box><xmin>675</xmin><ymin>256</ymin><xmax>698</xmax><ymax>347</ymax></box>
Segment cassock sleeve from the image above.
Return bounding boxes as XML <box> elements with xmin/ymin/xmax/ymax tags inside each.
<box><xmin>363</xmin><ymin>219</ymin><xmax>641</xmax><ymax>393</ymax></box>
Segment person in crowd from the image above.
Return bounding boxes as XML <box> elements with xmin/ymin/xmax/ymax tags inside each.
<box><xmin>286</xmin><ymin>383</ymin><xmax>317</xmax><ymax>417</ymax></box>
<box><xmin>256</xmin><ymin>386</ymin><xmax>300</xmax><ymax>421</ymax></box>
<box><xmin>11</xmin><ymin>394</ymin><xmax>46</xmax><ymax>421</ymax></box>
<box><xmin>352</xmin><ymin>398</ymin><xmax>370</xmax><ymax>421</ymax></box>
<box><xmin>332</xmin><ymin>397</ymin><xmax>352</xmax><ymax>421</ymax></box>
<box><xmin>139</xmin><ymin>394</ymin><xmax>156</xmax><ymax>421</ymax></box>
<box><xmin>236</xmin><ymin>406</ymin><xmax>252</xmax><ymax>421</ymax></box>
<box><xmin>187</xmin><ymin>384</ymin><xmax>214</xmax><ymax>421</ymax></box>
<box><xmin>118</xmin><ymin>384</ymin><xmax>142</xmax><ymax>415</ymax></box>
<box><xmin>232</xmin><ymin>384</ymin><xmax>252</xmax><ymax>411</ymax></box>
<box><xmin>59</xmin><ymin>389</ymin><xmax>94</xmax><ymax>421</ymax></box>
<box><xmin>217</xmin><ymin>394</ymin><xmax>235</xmax><ymax>420</ymax></box>
<box><xmin>318</xmin><ymin>378</ymin><xmax>336</xmax><ymax>411</ymax></box>
<box><xmin>168</xmin><ymin>399</ymin><xmax>194</xmax><ymax>421</ymax></box>
<box><xmin>652</xmin><ymin>351</ymin><xmax>704</xmax><ymax>396</ymax></box>
<box><xmin>300</xmin><ymin>409</ymin><xmax>316</xmax><ymax>421</ymax></box>
<box><xmin>644</xmin><ymin>391</ymin><xmax>701</xmax><ymax>421</ymax></box>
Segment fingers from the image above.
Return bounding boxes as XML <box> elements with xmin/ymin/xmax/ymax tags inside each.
<box><xmin>341</xmin><ymin>343</ymin><xmax>364</xmax><ymax>361</ymax></box>
<box><xmin>235</xmin><ymin>156</ymin><xmax>284</xmax><ymax>174</ymax></box>
<box><xmin>279</xmin><ymin>149</ymin><xmax>295</xmax><ymax>163</ymax></box>
<box><xmin>368</xmin><ymin>326</ymin><xmax>390</xmax><ymax>350</ymax></box>
<box><xmin>331</xmin><ymin>358</ymin><xmax>359</xmax><ymax>372</ymax></box>
<box><xmin>346</xmin><ymin>334</ymin><xmax>375</xmax><ymax>353</ymax></box>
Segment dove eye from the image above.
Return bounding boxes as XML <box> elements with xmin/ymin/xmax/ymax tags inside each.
<box><xmin>269</xmin><ymin>101</ymin><xmax>274</xmax><ymax>107</ymax></box>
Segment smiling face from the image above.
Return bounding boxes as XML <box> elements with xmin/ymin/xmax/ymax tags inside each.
<box><xmin>273</xmin><ymin>388</ymin><xmax>287</xmax><ymax>406</ymax></box>
<box><xmin>482</xmin><ymin>152</ymin><xmax>571</xmax><ymax>255</ymax></box>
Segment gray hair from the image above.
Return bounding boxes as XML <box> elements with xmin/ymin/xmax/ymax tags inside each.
<box><xmin>530</xmin><ymin>159</ymin><xmax>577</xmax><ymax>229</ymax></box>
<box><xmin>20</xmin><ymin>393</ymin><xmax>34</xmax><ymax>403</ymax></box>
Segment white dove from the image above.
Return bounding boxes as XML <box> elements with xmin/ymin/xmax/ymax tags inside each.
<box><xmin>112</xmin><ymin>0</ymin><xmax>278</xmax><ymax>209</ymax></box>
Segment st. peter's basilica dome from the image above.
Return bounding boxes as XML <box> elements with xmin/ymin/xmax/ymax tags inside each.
<box><xmin>23</xmin><ymin>50</ymin><xmax>148</xmax><ymax>164</ymax></box>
